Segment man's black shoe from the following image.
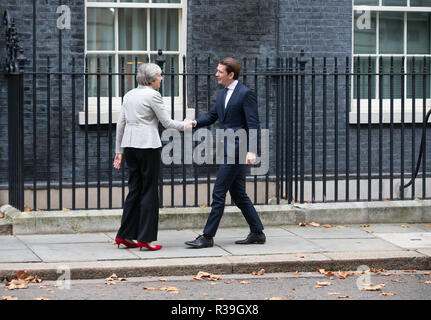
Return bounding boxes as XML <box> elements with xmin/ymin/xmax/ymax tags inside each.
<box><xmin>184</xmin><ymin>235</ymin><xmax>214</xmax><ymax>248</ymax></box>
<box><xmin>235</xmin><ymin>232</ymin><xmax>266</xmax><ymax>244</ymax></box>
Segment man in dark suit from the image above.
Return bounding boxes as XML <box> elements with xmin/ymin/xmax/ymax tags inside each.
<box><xmin>185</xmin><ymin>57</ymin><xmax>265</xmax><ymax>248</ymax></box>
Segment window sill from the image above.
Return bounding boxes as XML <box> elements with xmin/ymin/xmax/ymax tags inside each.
<box><xmin>349</xmin><ymin>99</ymin><xmax>431</xmax><ymax>124</ymax></box>
<box><xmin>78</xmin><ymin>100</ymin><xmax>195</xmax><ymax>125</ymax></box>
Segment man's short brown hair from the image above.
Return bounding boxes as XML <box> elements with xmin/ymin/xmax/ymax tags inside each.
<box><xmin>219</xmin><ymin>57</ymin><xmax>240</xmax><ymax>80</ymax></box>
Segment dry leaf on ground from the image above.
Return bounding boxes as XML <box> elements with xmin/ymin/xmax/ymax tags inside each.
<box><xmin>160</xmin><ymin>286</ymin><xmax>180</xmax><ymax>292</ymax></box>
<box><xmin>309</xmin><ymin>222</ymin><xmax>320</xmax><ymax>227</ymax></box>
<box><xmin>143</xmin><ymin>287</ymin><xmax>158</xmax><ymax>290</ymax></box>
<box><xmin>265</xmin><ymin>297</ymin><xmax>284</xmax><ymax>300</ymax></box>
<box><xmin>194</xmin><ymin>271</ymin><xmax>221</xmax><ymax>281</ymax></box>
<box><xmin>424</xmin><ymin>281</ymin><xmax>431</xmax><ymax>284</ymax></box>
<box><xmin>34</xmin><ymin>297</ymin><xmax>51</xmax><ymax>300</ymax></box>
<box><xmin>360</xmin><ymin>224</ymin><xmax>370</xmax><ymax>228</ymax></box>
<box><xmin>252</xmin><ymin>269</ymin><xmax>265</xmax><ymax>276</ymax></box>
<box><xmin>328</xmin><ymin>292</ymin><xmax>341</xmax><ymax>295</ymax></box>
<box><xmin>240</xmin><ymin>281</ymin><xmax>251</xmax><ymax>284</ymax></box>
<box><xmin>322</xmin><ymin>224</ymin><xmax>333</xmax><ymax>228</ymax></box>
<box><xmin>400</xmin><ymin>225</ymin><xmax>409</xmax><ymax>228</ymax></box>
<box><xmin>361</xmin><ymin>284</ymin><xmax>385</xmax><ymax>291</ymax></box>
<box><xmin>2</xmin><ymin>296</ymin><xmax>18</xmax><ymax>300</ymax></box>
<box><xmin>299</xmin><ymin>222</ymin><xmax>307</xmax><ymax>227</ymax></box>
<box><xmin>316</xmin><ymin>281</ymin><xmax>331</xmax><ymax>286</ymax></box>
<box><xmin>380</xmin><ymin>292</ymin><xmax>395</xmax><ymax>296</ymax></box>
<box><xmin>295</xmin><ymin>254</ymin><xmax>306</xmax><ymax>258</ymax></box>
<box><xmin>337</xmin><ymin>295</ymin><xmax>352</xmax><ymax>298</ymax></box>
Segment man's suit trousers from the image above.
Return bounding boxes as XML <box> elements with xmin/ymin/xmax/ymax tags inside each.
<box><xmin>203</xmin><ymin>163</ymin><xmax>264</xmax><ymax>237</ymax></box>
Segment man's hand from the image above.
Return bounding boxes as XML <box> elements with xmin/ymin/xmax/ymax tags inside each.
<box><xmin>113</xmin><ymin>153</ymin><xmax>122</xmax><ymax>170</ymax></box>
<box><xmin>246</xmin><ymin>152</ymin><xmax>256</xmax><ymax>165</ymax></box>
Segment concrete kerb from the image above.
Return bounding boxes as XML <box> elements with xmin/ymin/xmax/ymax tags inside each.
<box><xmin>0</xmin><ymin>252</ymin><xmax>430</xmax><ymax>281</ymax></box>
<box><xmin>3</xmin><ymin>200</ymin><xmax>431</xmax><ymax>235</ymax></box>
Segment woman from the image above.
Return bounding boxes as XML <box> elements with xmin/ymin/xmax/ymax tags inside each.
<box><xmin>113</xmin><ymin>63</ymin><xmax>191</xmax><ymax>251</ymax></box>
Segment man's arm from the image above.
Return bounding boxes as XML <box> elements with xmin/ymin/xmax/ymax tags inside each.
<box><xmin>193</xmin><ymin>102</ymin><xmax>219</xmax><ymax>128</ymax></box>
<box><xmin>243</xmin><ymin>90</ymin><xmax>260</xmax><ymax>163</ymax></box>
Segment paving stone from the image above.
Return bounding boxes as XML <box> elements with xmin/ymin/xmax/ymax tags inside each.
<box><xmin>307</xmin><ymin>238</ymin><xmax>403</xmax><ymax>252</ymax></box>
<box><xmin>281</xmin><ymin>225</ymin><xmax>375</xmax><ymax>239</ymax></box>
<box><xmin>27</xmin><ymin>243</ymin><xmax>140</xmax><ymax>262</ymax></box>
<box><xmin>0</xmin><ymin>235</ymin><xmax>28</xmax><ymax>250</ymax></box>
<box><xmin>0</xmin><ymin>249</ymin><xmax>41</xmax><ymax>263</ymax></box>
<box><xmin>16</xmin><ymin>233</ymin><xmax>112</xmax><ymax>245</ymax></box>
<box><xmin>374</xmin><ymin>233</ymin><xmax>431</xmax><ymax>249</ymax></box>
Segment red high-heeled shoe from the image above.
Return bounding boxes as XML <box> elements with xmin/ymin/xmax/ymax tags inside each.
<box><xmin>137</xmin><ymin>242</ymin><xmax>163</xmax><ymax>251</ymax></box>
<box><xmin>115</xmin><ymin>238</ymin><xmax>139</xmax><ymax>248</ymax></box>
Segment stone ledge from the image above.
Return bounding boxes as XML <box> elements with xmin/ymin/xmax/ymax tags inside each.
<box><xmin>3</xmin><ymin>200</ymin><xmax>431</xmax><ymax>235</ymax></box>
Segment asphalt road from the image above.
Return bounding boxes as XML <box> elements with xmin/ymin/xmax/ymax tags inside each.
<box><xmin>2</xmin><ymin>270</ymin><xmax>431</xmax><ymax>301</ymax></box>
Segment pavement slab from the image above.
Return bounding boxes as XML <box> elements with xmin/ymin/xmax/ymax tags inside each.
<box><xmin>373</xmin><ymin>232</ymin><xmax>431</xmax><ymax>249</ymax></box>
<box><xmin>0</xmin><ymin>223</ymin><xmax>431</xmax><ymax>280</ymax></box>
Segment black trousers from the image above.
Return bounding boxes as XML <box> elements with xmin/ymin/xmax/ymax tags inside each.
<box><xmin>203</xmin><ymin>163</ymin><xmax>264</xmax><ymax>237</ymax></box>
<box><xmin>116</xmin><ymin>147</ymin><xmax>161</xmax><ymax>243</ymax></box>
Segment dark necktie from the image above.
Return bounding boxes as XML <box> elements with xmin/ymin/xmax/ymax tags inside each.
<box><xmin>222</xmin><ymin>87</ymin><xmax>229</xmax><ymax>110</ymax></box>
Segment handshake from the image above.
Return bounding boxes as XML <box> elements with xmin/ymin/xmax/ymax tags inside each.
<box><xmin>184</xmin><ymin>119</ymin><xmax>197</xmax><ymax>131</ymax></box>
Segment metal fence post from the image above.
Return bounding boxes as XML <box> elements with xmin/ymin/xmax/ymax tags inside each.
<box><xmin>4</xmin><ymin>10</ymin><xmax>27</xmax><ymax>211</ymax></box>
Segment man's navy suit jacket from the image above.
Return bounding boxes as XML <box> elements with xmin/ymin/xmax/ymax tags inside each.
<box><xmin>195</xmin><ymin>81</ymin><xmax>260</xmax><ymax>160</ymax></box>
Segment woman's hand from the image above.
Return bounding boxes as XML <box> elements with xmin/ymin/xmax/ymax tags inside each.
<box><xmin>113</xmin><ymin>153</ymin><xmax>123</xmax><ymax>170</ymax></box>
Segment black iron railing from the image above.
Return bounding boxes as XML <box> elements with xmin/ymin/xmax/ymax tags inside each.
<box><xmin>5</xmin><ymin>49</ymin><xmax>431</xmax><ymax>211</ymax></box>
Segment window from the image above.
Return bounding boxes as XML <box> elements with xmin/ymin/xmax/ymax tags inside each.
<box><xmin>81</xmin><ymin>0</ymin><xmax>186</xmax><ymax>125</ymax></box>
<box><xmin>352</xmin><ymin>0</ymin><xmax>431</xmax><ymax>123</ymax></box>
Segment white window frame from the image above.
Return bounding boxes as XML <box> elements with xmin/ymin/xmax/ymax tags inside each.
<box><xmin>351</xmin><ymin>0</ymin><xmax>431</xmax><ymax>123</ymax></box>
<box><xmin>80</xmin><ymin>0</ymin><xmax>188</xmax><ymax>125</ymax></box>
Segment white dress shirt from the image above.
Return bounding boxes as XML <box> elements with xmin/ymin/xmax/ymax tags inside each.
<box><xmin>224</xmin><ymin>80</ymin><xmax>238</xmax><ymax>109</ymax></box>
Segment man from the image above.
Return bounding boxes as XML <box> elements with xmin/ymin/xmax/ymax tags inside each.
<box><xmin>184</xmin><ymin>57</ymin><xmax>265</xmax><ymax>248</ymax></box>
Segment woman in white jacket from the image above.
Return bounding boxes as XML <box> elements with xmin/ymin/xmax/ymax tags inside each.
<box><xmin>113</xmin><ymin>63</ymin><xmax>192</xmax><ymax>251</ymax></box>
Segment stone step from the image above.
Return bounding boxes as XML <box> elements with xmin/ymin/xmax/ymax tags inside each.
<box><xmin>0</xmin><ymin>219</ymin><xmax>12</xmax><ymax>235</ymax></box>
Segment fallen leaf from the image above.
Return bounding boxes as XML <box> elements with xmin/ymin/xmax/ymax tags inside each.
<box><xmin>317</xmin><ymin>269</ymin><xmax>326</xmax><ymax>274</ymax></box>
<box><xmin>403</xmin><ymin>270</ymin><xmax>416</xmax><ymax>273</ymax></box>
<box><xmin>335</xmin><ymin>225</ymin><xmax>345</xmax><ymax>229</ymax></box>
<box><xmin>176</xmin><ymin>229</ymin><xmax>184</xmax><ymax>231</ymax></box>
<box><xmin>194</xmin><ymin>271</ymin><xmax>221</xmax><ymax>281</ymax></box>
<box><xmin>400</xmin><ymin>225</ymin><xmax>409</xmax><ymax>228</ymax></box>
<box><xmin>240</xmin><ymin>281</ymin><xmax>251</xmax><ymax>284</ymax></box>
<box><xmin>217</xmin><ymin>298</ymin><xmax>225</xmax><ymax>300</ymax></box>
<box><xmin>309</xmin><ymin>222</ymin><xmax>320</xmax><ymax>227</ymax></box>
<box><xmin>361</xmin><ymin>284</ymin><xmax>385</xmax><ymax>291</ymax></box>
<box><xmin>62</xmin><ymin>208</ymin><xmax>70</xmax><ymax>211</ymax></box>
<box><xmin>24</xmin><ymin>205</ymin><xmax>32</xmax><ymax>212</ymax></box>
<box><xmin>0</xmin><ymin>212</ymin><xmax>4</xmax><ymax>218</ymax></box>
<box><xmin>2</xmin><ymin>296</ymin><xmax>18</xmax><ymax>300</ymax></box>
<box><xmin>424</xmin><ymin>281</ymin><xmax>431</xmax><ymax>284</ymax></box>
<box><xmin>224</xmin><ymin>280</ymin><xmax>234</xmax><ymax>284</ymax></box>
<box><xmin>160</xmin><ymin>286</ymin><xmax>180</xmax><ymax>292</ymax></box>
<box><xmin>337</xmin><ymin>295</ymin><xmax>352</xmax><ymax>298</ymax></box>
<box><xmin>143</xmin><ymin>287</ymin><xmax>158</xmax><ymax>290</ymax></box>
<box><xmin>328</xmin><ymin>292</ymin><xmax>341</xmax><ymax>295</ymax></box>
<box><xmin>295</xmin><ymin>254</ymin><xmax>306</xmax><ymax>258</ymax></box>
<box><xmin>322</xmin><ymin>224</ymin><xmax>333</xmax><ymax>228</ymax></box>
<box><xmin>202</xmin><ymin>293</ymin><xmax>208</xmax><ymax>296</ymax></box>
<box><xmin>34</xmin><ymin>297</ymin><xmax>50</xmax><ymax>300</ymax></box>
<box><xmin>424</xmin><ymin>272</ymin><xmax>431</xmax><ymax>276</ymax></box>
<box><xmin>314</xmin><ymin>285</ymin><xmax>323</xmax><ymax>288</ymax></box>
<box><xmin>265</xmin><ymin>297</ymin><xmax>284</xmax><ymax>300</ymax></box>
<box><xmin>316</xmin><ymin>281</ymin><xmax>331</xmax><ymax>286</ymax></box>
<box><xmin>252</xmin><ymin>269</ymin><xmax>265</xmax><ymax>276</ymax></box>
<box><xmin>380</xmin><ymin>292</ymin><xmax>395</xmax><ymax>296</ymax></box>
<box><xmin>365</xmin><ymin>230</ymin><xmax>374</xmax><ymax>233</ymax></box>
<box><xmin>299</xmin><ymin>222</ymin><xmax>307</xmax><ymax>227</ymax></box>
<box><xmin>360</xmin><ymin>224</ymin><xmax>370</xmax><ymax>228</ymax></box>
<box><xmin>390</xmin><ymin>279</ymin><xmax>403</xmax><ymax>283</ymax></box>
<box><xmin>292</xmin><ymin>272</ymin><xmax>301</xmax><ymax>276</ymax></box>
<box><xmin>159</xmin><ymin>278</ymin><xmax>168</xmax><ymax>282</ymax></box>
